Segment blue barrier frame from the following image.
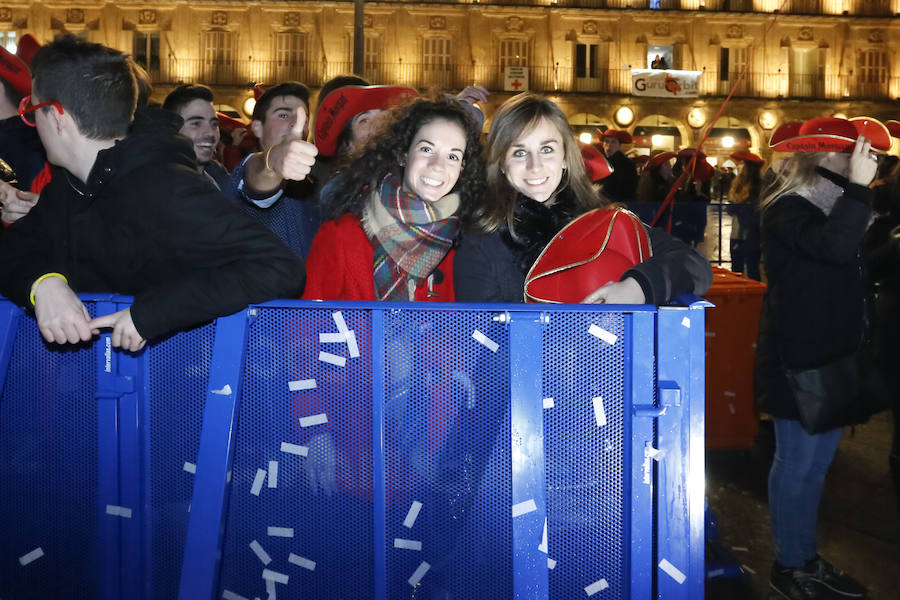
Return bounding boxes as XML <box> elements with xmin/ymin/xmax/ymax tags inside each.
<box><xmin>0</xmin><ymin>297</ymin><xmax>705</xmax><ymax>600</ymax></box>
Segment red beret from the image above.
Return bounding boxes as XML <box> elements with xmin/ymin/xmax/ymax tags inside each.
<box><xmin>0</xmin><ymin>46</ymin><xmax>31</xmax><ymax>98</ymax></box>
<box><xmin>15</xmin><ymin>34</ymin><xmax>41</xmax><ymax>68</ymax></box>
<box><xmin>600</xmin><ymin>129</ymin><xmax>633</xmax><ymax>144</ymax></box>
<box><xmin>729</xmin><ymin>150</ymin><xmax>763</xmax><ymax>164</ymax></box>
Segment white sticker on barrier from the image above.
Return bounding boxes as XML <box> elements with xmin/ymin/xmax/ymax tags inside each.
<box><xmin>592</xmin><ymin>397</ymin><xmax>607</xmax><ymax>427</ymax></box>
<box><xmin>681</xmin><ymin>317</ymin><xmax>691</xmax><ymax>329</ymax></box>
<box><xmin>18</xmin><ymin>548</ymin><xmax>43</xmax><ymax>566</ymax></box>
<box><xmin>262</xmin><ymin>569</ymin><xmax>289</xmax><ymax>585</ymax></box>
<box><xmin>318</xmin><ymin>352</ymin><xmax>346</xmax><ymax>367</ymax></box>
<box><xmin>332</xmin><ymin>311</ymin><xmax>349</xmax><ymax>334</ymax></box>
<box><xmin>404</xmin><ymin>501</ymin><xmax>423</xmax><ymax>528</ymax></box>
<box><xmin>543</xmin><ymin>398</ymin><xmax>555</xmax><ymax>409</ymax></box>
<box><xmin>299</xmin><ymin>413</ymin><xmax>328</xmax><ymax>428</ymax></box>
<box><xmin>394</xmin><ymin>538</ymin><xmax>423</xmax><ymax>551</ymax></box>
<box><xmin>548</xmin><ymin>557</ymin><xmax>557</xmax><ymax>569</ymax></box>
<box><xmin>346</xmin><ymin>330</ymin><xmax>360</xmax><ymax>358</ymax></box>
<box><xmin>538</xmin><ymin>518</ymin><xmax>548</xmax><ymax>553</ymax></box>
<box><xmin>319</xmin><ymin>332</ymin><xmax>346</xmax><ymax>344</ymax></box>
<box><xmin>249</xmin><ymin>540</ymin><xmax>272</xmax><ymax>565</ymax></box>
<box><xmin>288</xmin><ymin>379</ymin><xmax>316</xmax><ymax>391</ymax></box>
<box><xmin>211</xmin><ymin>384</ymin><xmax>232</xmax><ymax>396</ymax></box>
<box><xmin>659</xmin><ymin>558</ymin><xmax>686</xmax><ymax>584</ymax></box>
<box><xmin>588</xmin><ymin>324</ymin><xmax>617</xmax><ymax>345</ymax></box>
<box><xmin>408</xmin><ymin>561</ymin><xmax>431</xmax><ymax>587</ymax></box>
<box><xmin>268</xmin><ymin>461</ymin><xmax>278</xmax><ymax>488</ymax></box>
<box><xmin>585</xmin><ymin>578</ymin><xmax>609</xmax><ymax>595</ymax></box>
<box><xmin>251</xmin><ymin>469</ymin><xmax>266</xmax><ymax>496</ymax></box>
<box><xmin>267</xmin><ymin>527</ymin><xmax>293</xmax><ymax>538</ymax></box>
<box><xmin>472</xmin><ymin>330</ymin><xmax>499</xmax><ymax>353</ymax></box>
<box><xmin>280</xmin><ymin>442</ymin><xmax>309</xmax><ymax>456</ymax></box>
<box><xmin>511</xmin><ymin>499</ymin><xmax>537</xmax><ymax>518</ymax></box>
<box><xmin>222</xmin><ymin>591</ymin><xmax>249</xmax><ymax>600</ymax></box>
<box><xmin>288</xmin><ymin>553</ymin><xmax>316</xmax><ymax>571</ymax></box>
<box><xmin>183</xmin><ymin>461</ymin><xmax>196</xmax><ymax>474</ymax></box>
<box><xmin>106</xmin><ymin>504</ymin><xmax>132</xmax><ymax>518</ymax></box>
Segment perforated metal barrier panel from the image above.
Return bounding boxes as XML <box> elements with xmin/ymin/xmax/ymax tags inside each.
<box><xmin>0</xmin><ymin>298</ymin><xmax>705</xmax><ymax>600</ymax></box>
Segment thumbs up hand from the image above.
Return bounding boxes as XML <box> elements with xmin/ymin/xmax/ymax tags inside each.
<box><xmin>265</xmin><ymin>106</ymin><xmax>318</xmax><ymax>182</ymax></box>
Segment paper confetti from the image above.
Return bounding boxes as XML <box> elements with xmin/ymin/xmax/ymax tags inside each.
<box><xmin>659</xmin><ymin>558</ymin><xmax>686</xmax><ymax>584</ymax></box>
<box><xmin>267</xmin><ymin>527</ymin><xmax>293</xmax><ymax>538</ymax></box>
<box><xmin>394</xmin><ymin>538</ymin><xmax>423</xmax><ymax>551</ymax></box>
<box><xmin>262</xmin><ymin>569</ymin><xmax>288</xmax><ymax>584</ymax></box>
<box><xmin>472</xmin><ymin>330</ymin><xmax>499</xmax><ymax>353</ymax></box>
<box><xmin>332</xmin><ymin>311</ymin><xmax>349</xmax><ymax>334</ymax></box>
<box><xmin>268</xmin><ymin>461</ymin><xmax>278</xmax><ymax>488</ymax></box>
<box><xmin>280</xmin><ymin>442</ymin><xmax>309</xmax><ymax>456</ymax></box>
<box><xmin>18</xmin><ymin>548</ymin><xmax>44</xmax><ymax>566</ymax></box>
<box><xmin>299</xmin><ymin>413</ymin><xmax>328</xmax><ymax>428</ymax></box>
<box><xmin>543</xmin><ymin>397</ymin><xmax>555</xmax><ymax>409</ymax></box>
<box><xmin>592</xmin><ymin>397</ymin><xmax>607</xmax><ymax>427</ymax></box>
<box><xmin>585</xmin><ymin>578</ymin><xmax>609</xmax><ymax>595</ymax></box>
<box><xmin>408</xmin><ymin>561</ymin><xmax>431</xmax><ymax>587</ymax></box>
<box><xmin>183</xmin><ymin>461</ymin><xmax>196</xmax><ymax>474</ymax></box>
<box><xmin>211</xmin><ymin>384</ymin><xmax>232</xmax><ymax>396</ymax></box>
<box><xmin>404</xmin><ymin>501</ymin><xmax>423</xmax><ymax>528</ymax></box>
<box><xmin>588</xmin><ymin>324</ymin><xmax>617</xmax><ymax>345</ymax></box>
<box><xmin>106</xmin><ymin>505</ymin><xmax>132</xmax><ymax>518</ymax></box>
<box><xmin>288</xmin><ymin>379</ymin><xmax>316</xmax><ymax>391</ymax></box>
<box><xmin>681</xmin><ymin>317</ymin><xmax>691</xmax><ymax>328</ymax></box>
<box><xmin>249</xmin><ymin>540</ymin><xmax>272</xmax><ymax>565</ymax></box>
<box><xmin>222</xmin><ymin>591</ymin><xmax>249</xmax><ymax>600</ymax></box>
<box><xmin>512</xmin><ymin>499</ymin><xmax>537</xmax><ymax>518</ymax></box>
<box><xmin>318</xmin><ymin>352</ymin><xmax>346</xmax><ymax>367</ymax></box>
<box><xmin>319</xmin><ymin>332</ymin><xmax>346</xmax><ymax>343</ymax></box>
<box><xmin>288</xmin><ymin>553</ymin><xmax>316</xmax><ymax>571</ymax></box>
<box><xmin>250</xmin><ymin>469</ymin><xmax>266</xmax><ymax>496</ymax></box>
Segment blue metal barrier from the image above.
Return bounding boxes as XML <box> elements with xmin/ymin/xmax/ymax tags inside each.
<box><xmin>0</xmin><ymin>298</ymin><xmax>705</xmax><ymax>600</ymax></box>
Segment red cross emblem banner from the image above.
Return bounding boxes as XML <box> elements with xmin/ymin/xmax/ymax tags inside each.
<box><xmin>504</xmin><ymin>66</ymin><xmax>530</xmax><ymax>92</ymax></box>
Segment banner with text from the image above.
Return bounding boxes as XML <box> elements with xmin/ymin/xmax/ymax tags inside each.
<box><xmin>631</xmin><ymin>69</ymin><xmax>701</xmax><ymax>98</ymax></box>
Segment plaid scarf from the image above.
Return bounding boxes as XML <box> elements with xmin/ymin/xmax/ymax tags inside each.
<box><xmin>363</xmin><ymin>174</ymin><xmax>460</xmax><ymax>300</ymax></box>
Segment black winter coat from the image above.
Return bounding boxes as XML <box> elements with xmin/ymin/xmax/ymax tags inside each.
<box><xmin>0</xmin><ymin>111</ymin><xmax>305</xmax><ymax>340</ymax></box>
<box><xmin>754</xmin><ymin>177</ymin><xmax>873</xmax><ymax>421</ymax></box>
<box><xmin>454</xmin><ymin>192</ymin><xmax>713</xmax><ymax>304</ymax></box>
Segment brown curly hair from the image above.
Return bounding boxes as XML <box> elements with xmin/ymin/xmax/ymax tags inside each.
<box><xmin>329</xmin><ymin>95</ymin><xmax>486</xmax><ymax>225</ymax></box>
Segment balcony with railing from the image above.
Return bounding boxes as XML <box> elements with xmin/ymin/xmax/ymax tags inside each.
<box><xmin>151</xmin><ymin>60</ymin><xmax>898</xmax><ymax>101</ymax></box>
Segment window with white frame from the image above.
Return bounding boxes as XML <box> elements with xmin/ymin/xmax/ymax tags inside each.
<box><xmin>424</xmin><ymin>37</ymin><xmax>452</xmax><ymax>71</ymax></box>
<box><xmin>499</xmin><ymin>38</ymin><xmax>528</xmax><ymax>69</ymax></box>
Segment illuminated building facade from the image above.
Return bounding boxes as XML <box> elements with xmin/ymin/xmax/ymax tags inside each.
<box><xmin>2</xmin><ymin>0</ymin><xmax>898</xmax><ymax>159</ymax></box>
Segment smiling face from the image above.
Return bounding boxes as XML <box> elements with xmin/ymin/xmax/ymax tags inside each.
<box><xmin>176</xmin><ymin>98</ymin><xmax>220</xmax><ymax>165</ymax></box>
<box><xmin>502</xmin><ymin>117</ymin><xmax>566</xmax><ymax>204</ymax></box>
<box><xmin>401</xmin><ymin>118</ymin><xmax>466</xmax><ymax>202</ymax></box>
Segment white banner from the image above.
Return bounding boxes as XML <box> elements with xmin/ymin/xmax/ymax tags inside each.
<box><xmin>631</xmin><ymin>69</ymin><xmax>701</xmax><ymax>98</ymax></box>
<box><xmin>504</xmin><ymin>66</ymin><xmax>529</xmax><ymax>92</ymax></box>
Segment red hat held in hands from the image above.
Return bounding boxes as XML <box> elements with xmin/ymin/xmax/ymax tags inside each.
<box><xmin>600</xmin><ymin>128</ymin><xmax>633</xmax><ymax>144</ymax></box>
<box><xmin>770</xmin><ymin>117</ymin><xmax>890</xmax><ymax>153</ymax></box>
<box><xmin>580</xmin><ymin>143</ymin><xmax>614</xmax><ymax>182</ymax></box>
<box><xmin>314</xmin><ymin>85</ymin><xmax>418</xmax><ymax>157</ymax></box>
<box><xmin>730</xmin><ymin>150</ymin><xmax>764</xmax><ymax>164</ymax></box>
<box><xmin>0</xmin><ymin>46</ymin><xmax>31</xmax><ymax>98</ymax></box>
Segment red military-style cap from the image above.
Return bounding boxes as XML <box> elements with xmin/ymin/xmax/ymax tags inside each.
<box><xmin>729</xmin><ymin>150</ymin><xmax>764</xmax><ymax>164</ymax></box>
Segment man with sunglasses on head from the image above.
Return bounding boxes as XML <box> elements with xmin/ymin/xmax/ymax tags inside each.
<box><xmin>0</xmin><ymin>35</ymin><xmax>304</xmax><ymax>352</ymax></box>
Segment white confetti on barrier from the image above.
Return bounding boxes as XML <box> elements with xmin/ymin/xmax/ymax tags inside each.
<box><xmin>222</xmin><ymin>591</ymin><xmax>249</xmax><ymax>600</ymax></box>
<box><xmin>723</xmin><ymin>391</ymin><xmax>736</xmax><ymax>398</ymax></box>
<box><xmin>707</xmin><ymin>569</ymin><xmax>725</xmax><ymax>578</ymax></box>
<box><xmin>288</xmin><ymin>553</ymin><xmax>316</xmax><ymax>571</ymax></box>
<box><xmin>741</xmin><ymin>564</ymin><xmax>756</xmax><ymax>575</ymax></box>
<box><xmin>267</xmin><ymin>527</ymin><xmax>293</xmax><ymax>538</ymax></box>
<box><xmin>265</xmin><ymin>578</ymin><xmax>276</xmax><ymax>600</ymax></box>
<box><xmin>250</xmin><ymin>469</ymin><xmax>266</xmax><ymax>496</ymax></box>
<box><xmin>262</xmin><ymin>569</ymin><xmax>289</xmax><ymax>584</ymax></box>
<box><xmin>472</xmin><ymin>330</ymin><xmax>499</xmax><ymax>353</ymax></box>
<box><xmin>548</xmin><ymin>557</ymin><xmax>557</xmax><ymax>569</ymax></box>
<box><xmin>319</xmin><ymin>332</ymin><xmax>346</xmax><ymax>343</ymax></box>
<box><xmin>538</xmin><ymin>518</ymin><xmax>548</xmax><ymax>553</ymax></box>
<box><xmin>404</xmin><ymin>501</ymin><xmax>423</xmax><ymax>528</ymax></box>
<box><xmin>288</xmin><ymin>379</ymin><xmax>316</xmax><ymax>391</ymax></box>
<box><xmin>408</xmin><ymin>561</ymin><xmax>431</xmax><ymax>587</ymax></box>
<box><xmin>659</xmin><ymin>559</ymin><xmax>686</xmax><ymax>584</ymax></box>
<box><xmin>543</xmin><ymin>398</ymin><xmax>555</xmax><ymax>409</ymax></box>
<box><xmin>646</xmin><ymin>446</ymin><xmax>664</xmax><ymax>461</ymax></box>
<box><xmin>728</xmin><ymin>403</ymin><xmax>736</xmax><ymax>415</ymax></box>
<box><xmin>211</xmin><ymin>384</ymin><xmax>232</xmax><ymax>396</ymax></box>
<box><xmin>681</xmin><ymin>317</ymin><xmax>691</xmax><ymax>328</ymax></box>
<box><xmin>183</xmin><ymin>461</ymin><xmax>196</xmax><ymax>474</ymax></box>
<box><xmin>299</xmin><ymin>413</ymin><xmax>328</xmax><ymax>428</ymax></box>
<box><xmin>106</xmin><ymin>504</ymin><xmax>132</xmax><ymax>518</ymax></box>
<box><xmin>592</xmin><ymin>397</ymin><xmax>607</xmax><ymax>427</ymax></box>
<box><xmin>346</xmin><ymin>330</ymin><xmax>360</xmax><ymax>358</ymax></box>
<box><xmin>318</xmin><ymin>352</ymin><xmax>346</xmax><ymax>367</ymax></box>
<box><xmin>394</xmin><ymin>538</ymin><xmax>423</xmax><ymax>551</ymax></box>
<box><xmin>585</xmin><ymin>578</ymin><xmax>609</xmax><ymax>595</ymax></box>
<box><xmin>588</xmin><ymin>324</ymin><xmax>617</xmax><ymax>345</ymax></box>
<box><xmin>268</xmin><ymin>461</ymin><xmax>278</xmax><ymax>488</ymax></box>
<box><xmin>249</xmin><ymin>540</ymin><xmax>272</xmax><ymax>565</ymax></box>
<box><xmin>18</xmin><ymin>548</ymin><xmax>44</xmax><ymax>566</ymax></box>
<box><xmin>332</xmin><ymin>311</ymin><xmax>349</xmax><ymax>334</ymax></box>
<box><xmin>280</xmin><ymin>442</ymin><xmax>309</xmax><ymax>456</ymax></box>
<box><xmin>511</xmin><ymin>499</ymin><xmax>537</xmax><ymax>518</ymax></box>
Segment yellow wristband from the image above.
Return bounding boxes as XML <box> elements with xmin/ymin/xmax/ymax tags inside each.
<box><xmin>263</xmin><ymin>147</ymin><xmax>275</xmax><ymax>173</ymax></box>
<box><xmin>30</xmin><ymin>272</ymin><xmax>68</xmax><ymax>306</ymax></box>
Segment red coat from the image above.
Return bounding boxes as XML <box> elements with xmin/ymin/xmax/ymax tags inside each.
<box><xmin>302</xmin><ymin>212</ymin><xmax>456</xmax><ymax>302</ymax></box>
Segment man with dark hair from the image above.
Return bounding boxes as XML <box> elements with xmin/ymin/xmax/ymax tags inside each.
<box><xmin>0</xmin><ymin>35</ymin><xmax>304</xmax><ymax>351</ymax></box>
<box><xmin>163</xmin><ymin>84</ymin><xmax>230</xmax><ymax>191</ymax></box>
<box><xmin>229</xmin><ymin>81</ymin><xmax>320</xmax><ymax>259</ymax></box>
<box><xmin>0</xmin><ymin>45</ymin><xmax>45</xmax><ymax>192</ymax></box>
<box><xmin>600</xmin><ymin>129</ymin><xmax>639</xmax><ymax>203</ymax></box>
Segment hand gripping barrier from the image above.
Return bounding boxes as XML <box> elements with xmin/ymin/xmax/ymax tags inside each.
<box><xmin>0</xmin><ymin>296</ymin><xmax>707</xmax><ymax>600</ymax></box>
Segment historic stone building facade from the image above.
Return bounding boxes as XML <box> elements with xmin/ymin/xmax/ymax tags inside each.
<box><xmin>2</xmin><ymin>0</ymin><xmax>898</xmax><ymax>159</ymax></box>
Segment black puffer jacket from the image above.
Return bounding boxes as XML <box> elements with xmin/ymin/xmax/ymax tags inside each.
<box><xmin>754</xmin><ymin>173</ymin><xmax>873</xmax><ymax>421</ymax></box>
<box><xmin>0</xmin><ymin>111</ymin><xmax>304</xmax><ymax>340</ymax></box>
<box><xmin>454</xmin><ymin>191</ymin><xmax>713</xmax><ymax>304</ymax></box>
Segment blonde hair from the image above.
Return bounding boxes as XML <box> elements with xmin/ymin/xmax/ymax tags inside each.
<box><xmin>760</xmin><ymin>153</ymin><xmax>827</xmax><ymax>213</ymax></box>
<box><xmin>471</xmin><ymin>93</ymin><xmax>604</xmax><ymax>234</ymax></box>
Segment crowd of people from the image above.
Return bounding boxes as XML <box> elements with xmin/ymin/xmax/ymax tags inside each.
<box><xmin>1</xmin><ymin>34</ymin><xmax>897</xmax><ymax>600</ymax></box>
